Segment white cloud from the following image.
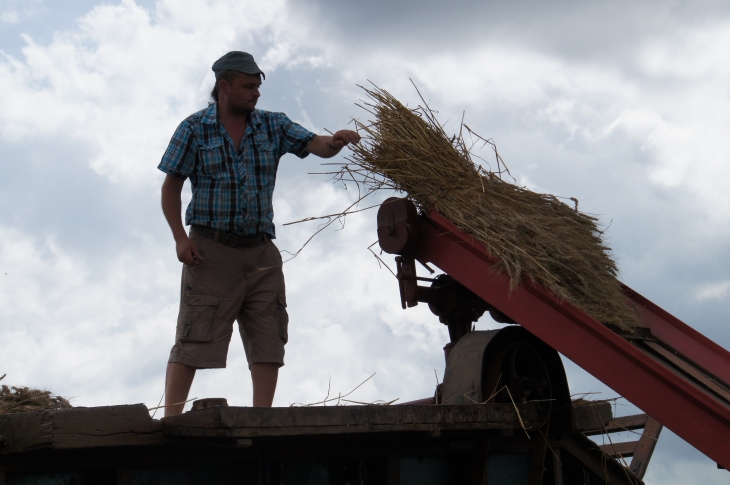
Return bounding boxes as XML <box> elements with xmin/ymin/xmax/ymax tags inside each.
<box><xmin>0</xmin><ymin>0</ymin><xmax>44</xmax><ymax>25</ymax></box>
<box><xmin>0</xmin><ymin>0</ymin><xmax>292</xmax><ymax>185</ymax></box>
<box><xmin>0</xmin><ymin>226</ymin><xmax>179</xmax><ymax>404</ymax></box>
<box><xmin>331</xmin><ymin>24</ymin><xmax>730</xmax><ymax>223</ymax></box>
<box><xmin>696</xmin><ymin>281</ymin><xmax>730</xmax><ymax>302</ymax></box>
<box><xmin>1</xmin><ymin>0</ymin><xmax>730</xmax><ymax>478</ymax></box>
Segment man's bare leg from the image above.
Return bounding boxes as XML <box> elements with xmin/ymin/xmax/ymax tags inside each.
<box><xmin>251</xmin><ymin>363</ymin><xmax>279</xmax><ymax>407</ymax></box>
<box><xmin>164</xmin><ymin>362</ymin><xmax>196</xmax><ymax>417</ymax></box>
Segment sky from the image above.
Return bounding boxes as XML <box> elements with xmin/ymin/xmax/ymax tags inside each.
<box><xmin>1</xmin><ymin>0</ymin><xmax>730</xmax><ymax>482</ymax></box>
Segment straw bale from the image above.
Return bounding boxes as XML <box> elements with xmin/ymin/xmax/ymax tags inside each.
<box><xmin>0</xmin><ymin>376</ymin><xmax>72</xmax><ymax>414</ymax></box>
<box><xmin>343</xmin><ymin>84</ymin><xmax>638</xmax><ymax>331</ymax></box>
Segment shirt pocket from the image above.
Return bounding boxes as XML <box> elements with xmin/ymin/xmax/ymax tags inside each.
<box><xmin>176</xmin><ymin>295</ymin><xmax>221</xmax><ymax>343</ymax></box>
<box><xmin>197</xmin><ymin>141</ymin><xmax>227</xmax><ymax>176</ymax></box>
<box><xmin>253</xmin><ymin>134</ymin><xmax>278</xmax><ymax>189</ymax></box>
<box><xmin>254</xmin><ymin>133</ymin><xmax>275</xmax><ymax>152</ymax></box>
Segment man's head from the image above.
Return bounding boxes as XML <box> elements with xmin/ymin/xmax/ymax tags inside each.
<box><xmin>210</xmin><ymin>51</ymin><xmax>265</xmax><ymax>114</ymax></box>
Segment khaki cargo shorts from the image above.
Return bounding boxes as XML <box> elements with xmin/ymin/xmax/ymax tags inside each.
<box><xmin>168</xmin><ymin>233</ymin><xmax>288</xmax><ymax>369</ymax></box>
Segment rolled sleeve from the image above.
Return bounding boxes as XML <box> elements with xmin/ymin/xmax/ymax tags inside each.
<box><xmin>277</xmin><ymin>114</ymin><xmax>317</xmax><ymax>159</ymax></box>
<box><xmin>158</xmin><ymin>120</ymin><xmax>197</xmax><ymax>179</ymax></box>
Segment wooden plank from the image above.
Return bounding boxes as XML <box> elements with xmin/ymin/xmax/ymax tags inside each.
<box><xmin>552</xmin><ymin>448</ymin><xmax>564</xmax><ymax>485</ymax></box>
<box><xmin>56</xmin><ymin>432</ymin><xmax>164</xmax><ymax>448</ymax></box>
<box><xmin>468</xmin><ymin>442</ymin><xmax>489</xmax><ymax>485</ymax></box>
<box><xmin>630</xmin><ymin>416</ymin><xmax>663</xmax><ymax>479</ymax></box>
<box><xmin>582</xmin><ymin>413</ymin><xmax>649</xmax><ymax>436</ymax></box>
<box><xmin>117</xmin><ymin>466</ymin><xmax>130</xmax><ymax>485</ymax></box>
<box><xmin>164</xmin><ymin>421</ymin><xmax>535</xmax><ymax>439</ymax></box>
<box><xmin>387</xmin><ymin>453</ymin><xmax>400</xmax><ymax>485</ymax></box>
<box><xmin>53</xmin><ymin>404</ymin><xmax>163</xmax><ymax>449</ymax></box>
<box><xmin>0</xmin><ymin>411</ymin><xmax>53</xmax><ymax>454</ymax></box>
<box><xmin>162</xmin><ymin>404</ymin><xmax>541</xmax><ymax>434</ymax></box>
<box><xmin>0</xmin><ymin>404</ymin><xmax>163</xmax><ymax>453</ymax></box>
<box><xmin>572</xmin><ymin>401</ymin><xmax>613</xmax><ymax>434</ymax></box>
<box><xmin>54</xmin><ymin>404</ymin><xmax>162</xmax><ymax>436</ymax></box>
<box><xmin>528</xmin><ymin>431</ymin><xmax>548</xmax><ymax>485</ymax></box>
<box><xmin>553</xmin><ymin>433</ymin><xmax>643</xmax><ymax>485</ymax></box>
<box><xmin>598</xmin><ymin>440</ymin><xmax>639</xmax><ymax>458</ymax></box>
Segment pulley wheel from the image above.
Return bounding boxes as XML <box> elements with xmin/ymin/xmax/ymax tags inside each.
<box><xmin>482</xmin><ymin>341</ymin><xmax>551</xmax><ymax>405</ymax></box>
<box><xmin>441</xmin><ymin>327</ymin><xmax>571</xmax><ymax>430</ymax></box>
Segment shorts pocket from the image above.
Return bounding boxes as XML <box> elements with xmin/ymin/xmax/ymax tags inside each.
<box><xmin>177</xmin><ymin>295</ymin><xmax>220</xmax><ymax>343</ymax></box>
<box><xmin>277</xmin><ymin>293</ymin><xmax>289</xmax><ymax>344</ymax></box>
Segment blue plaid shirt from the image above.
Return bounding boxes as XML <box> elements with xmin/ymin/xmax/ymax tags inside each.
<box><xmin>158</xmin><ymin>103</ymin><xmax>316</xmax><ymax>237</ymax></box>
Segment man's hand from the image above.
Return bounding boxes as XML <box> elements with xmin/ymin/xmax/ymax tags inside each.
<box><xmin>176</xmin><ymin>236</ymin><xmax>204</xmax><ymax>266</ymax></box>
<box><xmin>306</xmin><ymin>130</ymin><xmax>361</xmax><ymax>158</ymax></box>
<box><xmin>161</xmin><ymin>174</ymin><xmax>204</xmax><ymax>266</ymax></box>
<box><xmin>329</xmin><ymin>130</ymin><xmax>361</xmax><ymax>149</ymax></box>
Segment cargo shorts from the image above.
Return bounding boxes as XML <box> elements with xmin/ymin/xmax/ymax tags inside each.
<box><xmin>168</xmin><ymin>232</ymin><xmax>288</xmax><ymax>369</ymax></box>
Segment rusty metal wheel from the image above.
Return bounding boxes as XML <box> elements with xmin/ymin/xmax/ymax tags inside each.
<box><xmin>485</xmin><ymin>341</ymin><xmax>551</xmax><ymax>405</ymax></box>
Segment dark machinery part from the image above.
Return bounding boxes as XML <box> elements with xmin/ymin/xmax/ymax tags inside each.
<box><xmin>441</xmin><ymin>327</ymin><xmax>572</xmax><ymax>432</ymax></box>
<box><xmin>377</xmin><ymin>197</ymin><xmax>673</xmax><ymax>481</ymax></box>
<box><xmin>395</xmin><ymin>255</ymin><xmax>515</xmax><ymax>359</ymax></box>
<box><xmin>377</xmin><ymin>198</ymin><xmax>571</xmax><ymax>427</ymax></box>
<box><xmin>379</xmin><ymin>198</ymin><xmax>516</xmax><ymax>360</ymax></box>
<box><xmin>376</xmin><ymin>197</ymin><xmax>422</xmax><ymax>256</ymax></box>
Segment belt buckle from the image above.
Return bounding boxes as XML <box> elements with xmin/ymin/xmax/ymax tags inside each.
<box><xmin>227</xmin><ymin>233</ymin><xmax>239</xmax><ymax>247</ymax></box>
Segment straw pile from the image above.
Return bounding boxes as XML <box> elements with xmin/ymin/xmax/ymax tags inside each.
<box><xmin>0</xmin><ymin>375</ymin><xmax>72</xmax><ymax>414</ymax></box>
<box><xmin>342</xmin><ymin>84</ymin><xmax>637</xmax><ymax>331</ymax></box>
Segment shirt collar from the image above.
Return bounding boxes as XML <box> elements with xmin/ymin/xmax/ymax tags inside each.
<box><xmin>201</xmin><ymin>103</ymin><xmax>218</xmax><ymax>124</ymax></box>
<box><xmin>250</xmin><ymin>109</ymin><xmax>262</xmax><ymax>128</ymax></box>
<box><xmin>202</xmin><ymin>103</ymin><xmax>263</xmax><ymax>130</ymax></box>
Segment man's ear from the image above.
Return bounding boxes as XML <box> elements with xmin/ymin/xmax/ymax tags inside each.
<box><xmin>219</xmin><ymin>79</ymin><xmax>230</xmax><ymax>95</ymax></box>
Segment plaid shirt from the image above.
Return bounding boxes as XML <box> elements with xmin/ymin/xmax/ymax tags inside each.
<box><xmin>158</xmin><ymin>103</ymin><xmax>316</xmax><ymax>237</ymax></box>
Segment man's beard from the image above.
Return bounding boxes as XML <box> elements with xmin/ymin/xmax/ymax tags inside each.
<box><xmin>228</xmin><ymin>98</ymin><xmax>255</xmax><ymax>116</ymax></box>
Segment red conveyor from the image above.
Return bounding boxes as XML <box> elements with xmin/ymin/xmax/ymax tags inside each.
<box><xmin>402</xmin><ymin>208</ymin><xmax>730</xmax><ymax>469</ymax></box>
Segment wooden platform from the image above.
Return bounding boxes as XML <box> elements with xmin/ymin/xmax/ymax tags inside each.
<box><xmin>162</xmin><ymin>402</ymin><xmax>543</xmax><ymax>439</ymax></box>
<box><xmin>0</xmin><ymin>402</ymin><xmax>540</xmax><ymax>455</ymax></box>
<box><xmin>0</xmin><ymin>401</ymin><xmax>643</xmax><ymax>485</ymax></box>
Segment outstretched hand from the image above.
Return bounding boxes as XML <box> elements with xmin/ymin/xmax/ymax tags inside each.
<box><xmin>329</xmin><ymin>130</ymin><xmax>361</xmax><ymax>149</ymax></box>
<box><xmin>305</xmin><ymin>131</ymin><xmax>362</xmax><ymax>158</ymax></box>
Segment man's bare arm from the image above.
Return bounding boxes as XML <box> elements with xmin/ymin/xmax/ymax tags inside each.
<box><xmin>305</xmin><ymin>130</ymin><xmax>361</xmax><ymax>158</ymax></box>
<box><xmin>161</xmin><ymin>174</ymin><xmax>203</xmax><ymax>266</ymax></box>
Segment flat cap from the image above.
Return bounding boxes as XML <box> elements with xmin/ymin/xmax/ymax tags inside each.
<box><xmin>212</xmin><ymin>51</ymin><xmax>265</xmax><ymax>79</ymax></box>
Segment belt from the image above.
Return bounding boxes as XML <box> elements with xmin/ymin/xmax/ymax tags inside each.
<box><xmin>190</xmin><ymin>225</ymin><xmax>268</xmax><ymax>248</ymax></box>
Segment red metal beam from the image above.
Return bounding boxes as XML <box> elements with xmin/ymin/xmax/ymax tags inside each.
<box><xmin>412</xmin><ymin>209</ymin><xmax>730</xmax><ymax>469</ymax></box>
<box><xmin>622</xmin><ymin>285</ymin><xmax>730</xmax><ymax>385</ymax></box>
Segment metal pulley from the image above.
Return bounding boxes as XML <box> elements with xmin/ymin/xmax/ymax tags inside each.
<box><xmin>441</xmin><ymin>327</ymin><xmax>572</xmax><ymax>431</ymax></box>
<box><xmin>376</xmin><ymin>197</ymin><xmax>422</xmax><ymax>256</ymax></box>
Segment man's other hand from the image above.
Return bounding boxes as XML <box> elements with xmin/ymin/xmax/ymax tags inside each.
<box><xmin>330</xmin><ymin>130</ymin><xmax>361</xmax><ymax>149</ymax></box>
<box><xmin>176</xmin><ymin>237</ymin><xmax>204</xmax><ymax>266</ymax></box>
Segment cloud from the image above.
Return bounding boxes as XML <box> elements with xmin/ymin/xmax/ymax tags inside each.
<box><xmin>0</xmin><ymin>0</ymin><xmax>44</xmax><ymax>25</ymax></box>
<box><xmin>696</xmin><ymin>281</ymin><xmax>730</xmax><ymax>302</ymax></box>
<box><xmin>1</xmin><ymin>1</ymin><xmax>730</xmax><ymax>482</ymax></box>
<box><xmin>0</xmin><ymin>0</ymin><xmax>296</xmax><ymax>186</ymax></box>
<box><xmin>318</xmin><ymin>2</ymin><xmax>730</xmax><ymax>224</ymax></box>
<box><xmin>0</xmin><ymin>225</ymin><xmax>179</xmax><ymax>405</ymax></box>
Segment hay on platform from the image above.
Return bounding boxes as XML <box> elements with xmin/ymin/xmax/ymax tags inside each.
<box><xmin>342</xmin><ymin>84</ymin><xmax>637</xmax><ymax>331</ymax></box>
<box><xmin>0</xmin><ymin>375</ymin><xmax>72</xmax><ymax>414</ymax></box>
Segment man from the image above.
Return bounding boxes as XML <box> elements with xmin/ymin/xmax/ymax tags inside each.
<box><xmin>158</xmin><ymin>51</ymin><xmax>360</xmax><ymax>416</ymax></box>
